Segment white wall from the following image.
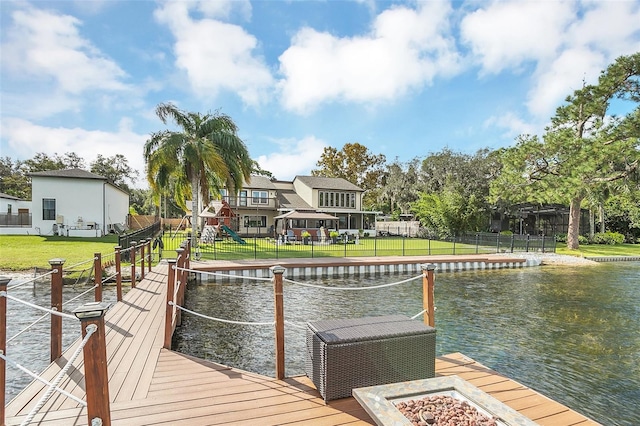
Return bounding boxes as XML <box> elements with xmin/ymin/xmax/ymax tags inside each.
<box><xmin>31</xmin><ymin>176</ymin><xmax>129</xmax><ymax>237</ymax></box>
<box><xmin>104</xmin><ymin>184</ymin><xmax>129</xmax><ymax>232</ymax></box>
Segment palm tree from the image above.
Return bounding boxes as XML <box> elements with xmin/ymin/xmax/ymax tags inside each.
<box><xmin>144</xmin><ymin>102</ymin><xmax>252</xmax><ymax>249</ymax></box>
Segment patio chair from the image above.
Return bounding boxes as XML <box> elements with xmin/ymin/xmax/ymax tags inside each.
<box><xmin>286</xmin><ymin>229</ymin><xmax>297</xmax><ymax>242</ymax></box>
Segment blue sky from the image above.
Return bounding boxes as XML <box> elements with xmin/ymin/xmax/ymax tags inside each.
<box><xmin>1</xmin><ymin>0</ymin><xmax>639</xmax><ymax>188</ymax></box>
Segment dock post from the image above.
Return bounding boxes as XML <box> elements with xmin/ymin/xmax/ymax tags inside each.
<box><xmin>140</xmin><ymin>241</ymin><xmax>146</xmax><ymax>281</ymax></box>
<box><xmin>49</xmin><ymin>258</ymin><xmax>65</xmax><ymax>362</ymax></box>
<box><xmin>94</xmin><ymin>252</ymin><xmax>103</xmax><ymax>302</ymax></box>
<box><xmin>114</xmin><ymin>246</ymin><xmax>123</xmax><ymax>302</ymax></box>
<box><xmin>1</xmin><ymin>277</ymin><xmax>10</xmax><ymax>426</ymax></box>
<box><xmin>130</xmin><ymin>241</ymin><xmax>137</xmax><ymax>289</ymax></box>
<box><xmin>147</xmin><ymin>238</ymin><xmax>153</xmax><ymax>273</ymax></box>
<box><xmin>421</xmin><ymin>264</ymin><xmax>436</xmax><ymax>327</ymax></box>
<box><xmin>73</xmin><ymin>302</ymin><xmax>111</xmax><ymax>426</ymax></box>
<box><xmin>271</xmin><ymin>265</ymin><xmax>286</xmax><ymax>380</ymax></box>
<box><xmin>164</xmin><ymin>259</ymin><xmax>177</xmax><ymax>349</ymax></box>
<box><xmin>175</xmin><ymin>248</ymin><xmax>185</xmax><ymax>327</ymax></box>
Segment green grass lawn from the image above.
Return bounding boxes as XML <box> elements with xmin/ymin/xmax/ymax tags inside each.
<box><xmin>2</xmin><ymin>234</ymin><xmax>639</xmax><ymax>272</ymax></box>
<box><xmin>0</xmin><ymin>234</ymin><xmax>120</xmax><ymax>271</ymax></box>
<box><xmin>556</xmin><ymin>243</ymin><xmax>640</xmax><ymax>257</ymax></box>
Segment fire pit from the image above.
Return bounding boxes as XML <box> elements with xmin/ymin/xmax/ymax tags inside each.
<box><xmin>352</xmin><ymin>376</ymin><xmax>537</xmax><ymax>426</ymax></box>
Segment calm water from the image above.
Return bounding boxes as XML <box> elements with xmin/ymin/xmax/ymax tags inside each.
<box><xmin>174</xmin><ymin>262</ymin><xmax>640</xmax><ymax>426</ymax></box>
<box><xmin>4</xmin><ymin>279</ymin><xmax>124</xmax><ymax>401</ymax></box>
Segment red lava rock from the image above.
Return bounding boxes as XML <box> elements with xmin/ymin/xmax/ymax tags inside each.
<box><xmin>394</xmin><ymin>395</ymin><xmax>498</xmax><ymax>426</ymax></box>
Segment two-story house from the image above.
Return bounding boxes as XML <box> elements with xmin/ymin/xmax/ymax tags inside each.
<box><xmin>217</xmin><ymin>175</ymin><xmax>377</xmax><ymax>238</ymax></box>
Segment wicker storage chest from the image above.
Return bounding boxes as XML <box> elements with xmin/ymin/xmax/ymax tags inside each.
<box><xmin>306</xmin><ymin>315</ymin><xmax>436</xmax><ymax>402</ymax></box>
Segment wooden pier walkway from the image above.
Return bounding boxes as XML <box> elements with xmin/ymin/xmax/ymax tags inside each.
<box><xmin>5</xmin><ymin>261</ymin><xmax>600</xmax><ymax>425</ymax></box>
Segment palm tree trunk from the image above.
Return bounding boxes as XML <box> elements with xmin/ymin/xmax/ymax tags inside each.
<box><xmin>191</xmin><ymin>177</ymin><xmax>199</xmax><ymax>250</ymax></box>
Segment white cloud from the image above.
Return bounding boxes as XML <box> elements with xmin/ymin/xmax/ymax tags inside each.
<box><xmin>484</xmin><ymin>112</ymin><xmax>538</xmax><ymax>140</ymax></box>
<box><xmin>460</xmin><ymin>1</ymin><xmax>575</xmax><ymax>74</ymax></box>
<box><xmin>526</xmin><ymin>48</ymin><xmax>605</xmax><ymax>117</ymax></box>
<box><xmin>1</xmin><ymin>6</ymin><xmax>129</xmax><ymax>94</ymax></box>
<box><xmin>256</xmin><ymin>136</ymin><xmax>327</xmax><ymax>180</ymax></box>
<box><xmin>2</xmin><ymin>118</ymin><xmax>148</xmax><ymax>187</ymax></box>
<box><xmin>277</xmin><ymin>2</ymin><xmax>461</xmax><ymax>113</ymax></box>
<box><xmin>154</xmin><ymin>1</ymin><xmax>273</xmax><ymax>106</ymax></box>
<box><xmin>461</xmin><ymin>0</ymin><xmax>640</xmax><ymax>120</ymax></box>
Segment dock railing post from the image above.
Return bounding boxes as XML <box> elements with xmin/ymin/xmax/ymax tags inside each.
<box><xmin>140</xmin><ymin>241</ymin><xmax>146</xmax><ymax>281</ymax></box>
<box><xmin>1</xmin><ymin>276</ymin><xmax>10</xmax><ymax>426</ymax></box>
<box><xmin>271</xmin><ymin>265</ymin><xmax>286</xmax><ymax>380</ymax></box>
<box><xmin>130</xmin><ymin>241</ymin><xmax>137</xmax><ymax>289</ymax></box>
<box><xmin>175</xmin><ymin>248</ymin><xmax>185</xmax><ymax>327</ymax></box>
<box><xmin>94</xmin><ymin>252</ymin><xmax>103</xmax><ymax>302</ymax></box>
<box><xmin>147</xmin><ymin>238</ymin><xmax>153</xmax><ymax>273</ymax></box>
<box><xmin>73</xmin><ymin>302</ymin><xmax>111</xmax><ymax>426</ymax></box>
<box><xmin>164</xmin><ymin>259</ymin><xmax>177</xmax><ymax>349</ymax></box>
<box><xmin>49</xmin><ymin>258</ymin><xmax>65</xmax><ymax>362</ymax></box>
<box><xmin>421</xmin><ymin>264</ymin><xmax>436</xmax><ymax>328</ymax></box>
<box><xmin>114</xmin><ymin>246</ymin><xmax>123</xmax><ymax>302</ymax></box>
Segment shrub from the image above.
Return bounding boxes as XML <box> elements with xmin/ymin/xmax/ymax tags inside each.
<box><xmin>500</xmin><ymin>230</ymin><xmax>513</xmax><ymax>236</ymax></box>
<box><xmin>591</xmin><ymin>231</ymin><xmax>625</xmax><ymax>245</ymax></box>
<box><xmin>555</xmin><ymin>234</ymin><xmax>567</xmax><ymax>243</ymax></box>
<box><xmin>578</xmin><ymin>235</ymin><xmax>590</xmax><ymax>245</ymax></box>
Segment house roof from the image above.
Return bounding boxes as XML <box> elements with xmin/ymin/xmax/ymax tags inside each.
<box><xmin>29</xmin><ymin>168</ymin><xmax>129</xmax><ymax>195</ymax></box>
<box><xmin>277</xmin><ymin>190</ymin><xmax>313</xmax><ymax>210</ymax></box>
<box><xmin>29</xmin><ymin>168</ymin><xmax>108</xmax><ymax>180</ymax></box>
<box><xmin>274</xmin><ymin>210</ymin><xmax>338</xmax><ymax>220</ymax></box>
<box><xmin>243</xmin><ymin>175</ymin><xmax>277</xmax><ymax>190</ymax></box>
<box><xmin>0</xmin><ymin>192</ymin><xmax>21</xmax><ymax>201</ymax></box>
<box><xmin>294</xmin><ymin>176</ymin><xmax>363</xmax><ymax>191</ymax></box>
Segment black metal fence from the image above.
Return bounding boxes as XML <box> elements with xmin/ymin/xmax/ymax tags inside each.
<box><xmin>118</xmin><ymin>221</ymin><xmax>162</xmax><ymax>260</ymax></box>
<box><xmin>159</xmin><ymin>231</ymin><xmax>555</xmax><ymax>261</ymax></box>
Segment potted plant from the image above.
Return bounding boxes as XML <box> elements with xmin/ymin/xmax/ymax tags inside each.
<box><xmin>329</xmin><ymin>230</ymin><xmax>339</xmax><ymax>243</ymax></box>
<box><xmin>301</xmin><ymin>230</ymin><xmax>311</xmax><ymax>245</ymax></box>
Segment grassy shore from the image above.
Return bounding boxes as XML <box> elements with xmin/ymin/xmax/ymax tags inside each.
<box><xmin>0</xmin><ymin>234</ymin><xmax>120</xmax><ymax>271</ymax></box>
<box><xmin>1</xmin><ymin>234</ymin><xmax>639</xmax><ymax>272</ymax></box>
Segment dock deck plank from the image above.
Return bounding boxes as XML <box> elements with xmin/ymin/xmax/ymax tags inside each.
<box><xmin>5</xmin><ymin>260</ymin><xmax>600</xmax><ymax>425</ymax></box>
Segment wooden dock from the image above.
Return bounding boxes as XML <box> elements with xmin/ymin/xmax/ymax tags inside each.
<box><xmin>5</xmin><ymin>261</ymin><xmax>600</xmax><ymax>425</ymax></box>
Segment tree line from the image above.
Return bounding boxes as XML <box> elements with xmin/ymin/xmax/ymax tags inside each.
<box><xmin>1</xmin><ymin>53</ymin><xmax>637</xmax><ymax>250</ymax></box>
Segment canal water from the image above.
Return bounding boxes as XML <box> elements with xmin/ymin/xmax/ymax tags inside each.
<box><xmin>3</xmin><ymin>278</ymin><xmax>124</xmax><ymax>401</ymax></box>
<box><xmin>173</xmin><ymin>261</ymin><xmax>640</xmax><ymax>426</ymax></box>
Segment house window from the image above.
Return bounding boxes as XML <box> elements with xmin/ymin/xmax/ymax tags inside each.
<box><xmin>7</xmin><ymin>204</ymin><xmax>12</xmax><ymax>215</ymax></box>
<box><xmin>252</xmin><ymin>191</ymin><xmax>268</xmax><ymax>204</ymax></box>
<box><xmin>244</xmin><ymin>215</ymin><xmax>266</xmax><ymax>227</ymax></box>
<box><xmin>43</xmin><ymin>198</ymin><xmax>56</xmax><ymax>220</ymax></box>
<box><xmin>318</xmin><ymin>191</ymin><xmax>356</xmax><ymax>209</ymax></box>
<box><xmin>239</xmin><ymin>190</ymin><xmax>247</xmax><ymax>207</ymax></box>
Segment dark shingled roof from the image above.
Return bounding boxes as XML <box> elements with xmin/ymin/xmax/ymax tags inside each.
<box><xmin>29</xmin><ymin>168</ymin><xmax>108</xmax><ymax>180</ymax></box>
<box><xmin>243</xmin><ymin>175</ymin><xmax>277</xmax><ymax>190</ymax></box>
<box><xmin>294</xmin><ymin>176</ymin><xmax>363</xmax><ymax>191</ymax></box>
<box><xmin>277</xmin><ymin>190</ymin><xmax>313</xmax><ymax>209</ymax></box>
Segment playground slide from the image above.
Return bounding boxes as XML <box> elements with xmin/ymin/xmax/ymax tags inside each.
<box><xmin>221</xmin><ymin>225</ymin><xmax>247</xmax><ymax>244</ymax></box>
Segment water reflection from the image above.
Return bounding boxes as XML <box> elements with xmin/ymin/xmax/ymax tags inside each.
<box><xmin>174</xmin><ymin>262</ymin><xmax>639</xmax><ymax>425</ymax></box>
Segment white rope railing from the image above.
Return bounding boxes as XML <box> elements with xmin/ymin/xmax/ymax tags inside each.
<box><xmin>283</xmin><ymin>274</ymin><xmax>423</xmax><ymax>291</ymax></box>
<box><xmin>7</xmin><ymin>312</ymin><xmax>49</xmax><ymax>343</ymax></box>
<box><xmin>411</xmin><ymin>309</ymin><xmax>427</xmax><ymax>320</ymax></box>
<box><xmin>7</xmin><ymin>270</ymin><xmax>56</xmax><ymax>291</ymax></box>
<box><xmin>65</xmin><ymin>257</ymin><xmax>97</xmax><ymax>271</ymax></box>
<box><xmin>2</xmin><ymin>293</ymin><xmax>78</xmax><ymax>321</ymax></box>
<box><xmin>6</xmin><ymin>284</ymin><xmax>98</xmax><ymax>343</ymax></box>
<box><xmin>101</xmin><ymin>272</ymin><xmax>119</xmax><ymax>284</ymax></box>
<box><xmin>173</xmin><ymin>266</ymin><xmax>273</xmax><ymax>282</ymax></box>
<box><xmin>169</xmin><ymin>301</ymin><xmax>275</xmax><ymax>326</ymax></box>
<box><xmin>0</xmin><ymin>351</ymin><xmax>86</xmax><ymax>406</ymax></box>
<box><xmin>21</xmin><ymin>324</ymin><xmax>97</xmax><ymax>425</ymax></box>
